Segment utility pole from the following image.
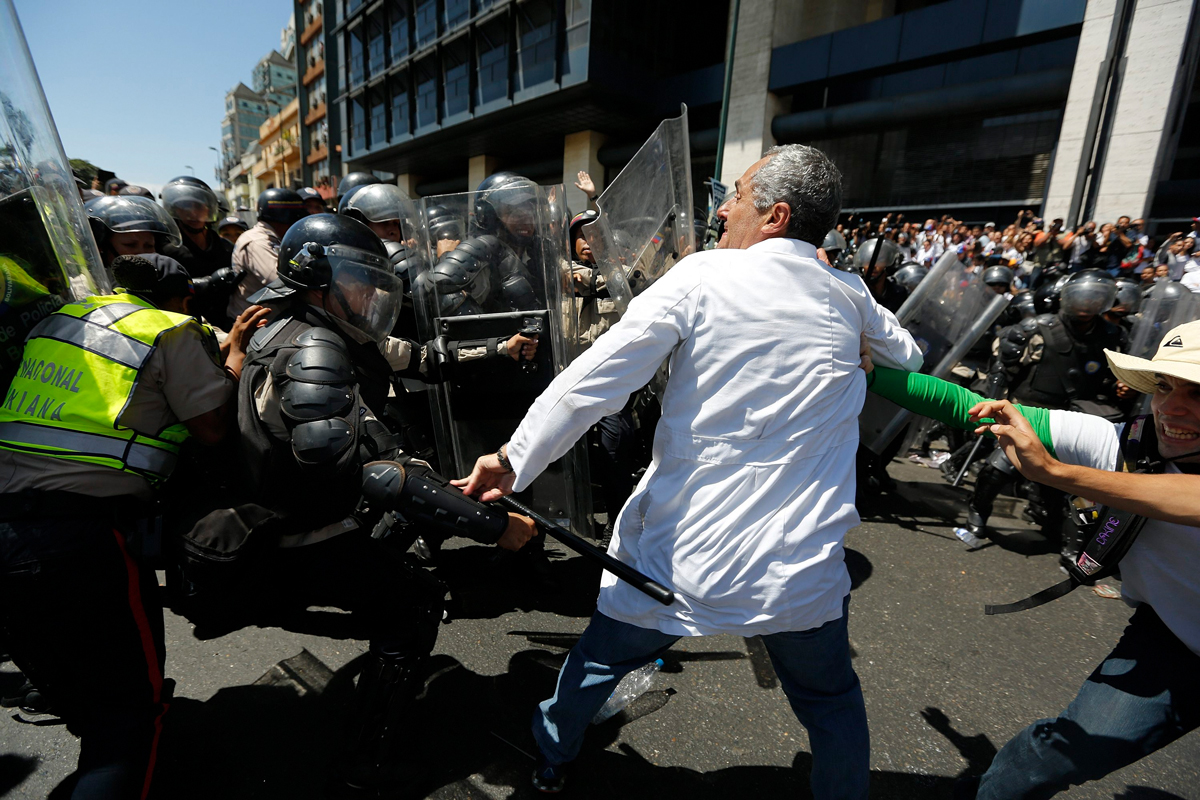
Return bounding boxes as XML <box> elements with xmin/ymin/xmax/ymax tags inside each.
<box><xmin>713</xmin><ymin>0</ymin><xmax>741</xmax><ymax>185</ymax></box>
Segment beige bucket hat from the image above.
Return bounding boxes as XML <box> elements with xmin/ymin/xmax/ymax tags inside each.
<box><xmin>1106</xmin><ymin>319</ymin><xmax>1200</xmax><ymax>394</ymax></box>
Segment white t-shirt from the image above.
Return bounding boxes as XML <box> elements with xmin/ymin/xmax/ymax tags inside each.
<box><xmin>1182</xmin><ymin>271</ymin><xmax>1200</xmax><ymax>294</ymax></box>
<box><xmin>1048</xmin><ymin>410</ymin><xmax>1200</xmax><ymax>654</ymax></box>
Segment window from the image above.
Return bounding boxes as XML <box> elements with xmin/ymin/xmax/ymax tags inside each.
<box><xmin>346</xmin><ymin>0</ymin><xmax>363</xmax><ymax>15</ymax></box>
<box><xmin>476</xmin><ymin>18</ymin><xmax>508</xmax><ymax>105</ymax></box>
<box><xmin>350</xmin><ymin>98</ymin><xmax>366</xmax><ymax>155</ymax></box>
<box><xmin>444</xmin><ymin>0</ymin><xmax>469</xmax><ymax>29</ymax></box>
<box><xmin>348</xmin><ymin>31</ymin><xmax>365</xmax><ymax>87</ymax></box>
<box><xmin>391</xmin><ymin>79</ymin><xmax>410</xmax><ymax>137</ymax></box>
<box><xmin>390</xmin><ymin>3</ymin><xmax>410</xmax><ymax>62</ymax></box>
<box><xmin>517</xmin><ymin>0</ymin><xmax>557</xmax><ymax>91</ymax></box>
<box><xmin>443</xmin><ymin>42</ymin><xmax>469</xmax><ymax>117</ymax></box>
<box><xmin>368</xmin><ymin>25</ymin><xmax>386</xmax><ymax>76</ymax></box>
<box><xmin>415</xmin><ymin>58</ymin><xmax>438</xmax><ymax>128</ymax></box>
<box><xmin>415</xmin><ymin>0</ymin><xmax>437</xmax><ymax>48</ymax></box>
<box><xmin>370</xmin><ymin>91</ymin><xmax>388</xmax><ymax>146</ymax></box>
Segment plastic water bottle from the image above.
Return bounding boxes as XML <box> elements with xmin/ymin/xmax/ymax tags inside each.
<box><xmin>591</xmin><ymin>659</ymin><xmax>664</xmax><ymax>724</ymax></box>
<box><xmin>954</xmin><ymin>526</ymin><xmax>988</xmax><ymax>549</ymax></box>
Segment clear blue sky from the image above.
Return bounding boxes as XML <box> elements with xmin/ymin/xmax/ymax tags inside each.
<box><xmin>15</xmin><ymin>0</ymin><xmax>294</xmax><ymax>195</ymax></box>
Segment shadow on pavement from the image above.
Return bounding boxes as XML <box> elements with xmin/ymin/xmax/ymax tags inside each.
<box><xmin>0</xmin><ymin>753</ymin><xmax>38</xmax><ymax>796</ymax></box>
<box><xmin>138</xmin><ymin>644</ymin><xmax>1015</xmax><ymax>800</ymax></box>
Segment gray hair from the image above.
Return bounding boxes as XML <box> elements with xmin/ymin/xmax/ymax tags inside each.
<box><xmin>751</xmin><ymin>145</ymin><xmax>842</xmax><ymax>246</ymax></box>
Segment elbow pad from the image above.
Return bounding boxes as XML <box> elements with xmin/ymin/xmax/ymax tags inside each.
<box><xmin>361</xmin><ymin>459</ymin><xmax>508</xmax><ymax>544</ymax></box>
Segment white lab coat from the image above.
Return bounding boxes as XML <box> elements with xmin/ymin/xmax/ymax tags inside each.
<box><xmin>508</xmin><ymin>238</ymin><xmax>922</xmax><ymax>637</ymax></box>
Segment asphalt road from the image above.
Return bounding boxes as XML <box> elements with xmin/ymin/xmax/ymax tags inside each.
<box><xmin>1</xmin><ymin>459</ymin><xmax>1196</xmax><ymax>799</ymax></box>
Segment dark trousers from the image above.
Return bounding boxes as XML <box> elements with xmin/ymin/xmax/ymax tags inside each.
<box><xmin>589</xmin><ymin>404</ymin><xmax>637</xmax><ymax>524</ymax></box>
<box><xmin>978</xmin><ymin>604</ymin><xmax>1200</xmax><ymax>799</ymax></box>
<box><xmin>0</xmin><ymin>515</ymin><xmax>168</xmax><ymax>800</ymax></box>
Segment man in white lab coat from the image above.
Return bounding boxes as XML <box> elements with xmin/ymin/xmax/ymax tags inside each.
<box><xmin>456</xmin><ymin>145</ymin><xmax>923</xmax><ymax>798</ymax></box>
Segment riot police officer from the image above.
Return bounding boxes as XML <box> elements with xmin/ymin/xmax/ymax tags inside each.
<box><xmin>425</xmin><ymin>203</ymin><xmax>464</xmax><ymax>259</ymax></box>
<box><xmin>338</xmin><ymin>182</ymin><xmax>418</xmax><ymax>246</ymax></box>
<box><xmin>86</xmin><ymin>195</ymin><xmax>183</xmax><ymax>268</ymax></box>
<box><xmin>422</xmin><ymin>174</ymin><xmax>543</xmax><ymax>316</ymax></box>
<box><xmin>982</xmin><ymin>264</ymin><xmax>1015</xmax><ymax>296</ymax></box>
<box><xmin>219</xmin><ymin>214</ymin><xmax>538</xmax><ymax>792</ymax></box>
<box><xmin>227</xmin><ymin>187</ymin><xmax>306</xmax><ymax>319</ymax></box>
<box><xmin>962</xmin><ymin>269</ymin><xmax>1126</xmax><ymax>549</ymax></box>
<box><xmin>159</xmin><ymin>177</ymin><xmax>238</xmax><ymax>327</ymax></box>
<box><xmin>855</xmin><ymin>237</ymin><xmax>908</xmax><ymax>312</ymax></box>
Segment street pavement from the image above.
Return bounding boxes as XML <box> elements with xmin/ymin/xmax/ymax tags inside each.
<box><xmin>1</xmin><ymin>459</ymin><xmax>1196</xmax><ymax>799</ymax></box>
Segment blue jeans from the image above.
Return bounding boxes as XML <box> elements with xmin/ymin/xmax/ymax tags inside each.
<box><xmin>533</xmin><ymin>594</ymin><xmax>869</xmax><ymax>800</ymax></box>
<box><xmin>977</xmin><ymin>604</ymin><xmax>1200</xmax><ymax>799</ymax></box>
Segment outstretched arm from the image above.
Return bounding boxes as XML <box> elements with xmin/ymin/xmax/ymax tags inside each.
<box><xmin>970</xmin><ymin>400</ymin><xmax>1200</xmax><ymax>526</ymax></box>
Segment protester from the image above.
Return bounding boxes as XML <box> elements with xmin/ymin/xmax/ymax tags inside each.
<box><xmin>456</xmin><ymin>144</ymin><xmax>922</xmax><ymax>797</ymax></box>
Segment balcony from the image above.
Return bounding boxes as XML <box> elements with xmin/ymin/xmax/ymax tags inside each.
<box><xmin>305</xmin><ymin>102</ymin><xmax>326</xmax><ymax>125</ymax></box>
<box><xmin>300</xmin><ymin>13</ymin><xmax>323</xmax><ymax>46</ymax></box>
<box><xmin>306</xmin><ymin>145</ymin><xmax>329</xmax><ymax>165</ymax></box>
<box><xmin>303</xmin><ymin>58</ymin><xmax>325</xmax><ymax>86</ymax></box>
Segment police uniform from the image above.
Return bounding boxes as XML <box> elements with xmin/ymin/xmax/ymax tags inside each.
<box><xmin>0</xmin><ymin>291</ymin><xmax>231</xmax><ymax>799</ymax></box>
<box><xmin>227</xmin><ymin>221</ymin><xmax>281</xmax><ymax>319</ymax></box>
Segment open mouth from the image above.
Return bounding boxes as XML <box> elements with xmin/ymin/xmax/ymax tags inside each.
<box><xmin>1161</xmin><ymin>423</ymin><xmax>1200</xmax><ymax>442</ymax></box>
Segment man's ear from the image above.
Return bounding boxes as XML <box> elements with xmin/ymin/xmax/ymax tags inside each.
<box><xmin>761</xmin><ymin>202</ymin><xmax>790</xmax><ymax>237</ymax></box>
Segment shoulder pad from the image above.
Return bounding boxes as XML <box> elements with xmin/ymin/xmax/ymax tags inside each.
<box><xmin>1017</xmin><ymin>317</ymin><xmax>1040</xmax><ymax>336</ymax></box>
<box><xmin>1035</xmin><ymin>313</ymin><xmax>1058</xmax><ymax>328</ymax></box>
<box><xmin>249</xmin><ymin>316</ymin><xmax>290</xmax><ymax>353</ymax></box>
<box><xmin>285</xmin><ymin>343</ymin><xmax>355</xmax><ymax>384</ymax></box>
<box><xmin>293</xmin><ymin>326</ymin><xmax>349</xmax><ymax>354</ymax></box>
<box><xmin>280</xmin><ymin>380</ymin><xmax>355</xmax><ymax>422</ymax></box>
<box><xmin>291</xmin><ymin>419</ymin><xmax>355</xmax><ymax>467</ymax></box>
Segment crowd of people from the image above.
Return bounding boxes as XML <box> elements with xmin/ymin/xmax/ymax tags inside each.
<box><xmin>0</xmin><ymin>128</ymin><xmax>1198</xmax><ymax>800</ymax></box>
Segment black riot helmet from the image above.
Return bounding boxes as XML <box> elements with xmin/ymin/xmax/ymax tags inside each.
<box><xmin>822</xmin><ymin>229</ymin><xmax>848</xmax><ymax>264</ymax></box>
<box><xmin>337</xmin><ymin>171</ymin><xmax>382</xmax><ymax>205</ymax></box>
<box><xmin>853</xmin><ymin>237</ymin><xmax>902</xmax><ymax>277</ymax></box>
<box><xmin>982</xmin><ymin>265</ymin><xmax>1015</xmax><ymax>291</ymax></box>
<box><xmin>472</xmin><ymin>172</ymin><xmax>536</xmax><ymax>236</ymax></box>
<box><xmin>1060</xmin><ymin>268</ymin><xmax>1117</xmax><ymax>320</ymax></box>
<box><xmin>892</xmin><ymin>263</ymin><xmax>928</xmax><ymax>293</ymax></box>
<box><xmin>87</xmin><ymin>195</ymin><xmax>182</xmax><ymax>252</ymax></box>
<box><xmin>426</xmin><ymin>204</ymin><xmax>464</xmax><ymax>242</ymax></box>
<box><xmin>1111</xmin><ymin>278</ymin><xmax>1142</xmax><ymax>316</ymax></box>
<box><xmin>277</xmin><ymin>213</ymin><xmax>402</xmax><ymax>342</ymax></box>
<box><xmin>1010</xmin><ymin>289</ymin><xmax>1037</xmax><ymax>319</ymax></box>
<box><xmin>338</xmin><ymin>184</ymin><xmax>416</xmax><ymax>231</ymax></box>
<box><xmin>161</xmin><ymin>177</ymin><xmax>221</xmax><ymax>230</ymax></box>
<box><xmin>1033</xmin><ymin>281</ymin><xmax>1061</xmax><ymax>315</ymax></box>
<box><xmin>256</xmin><ymin>187</ymin><xmax>307</xmax><ymax>226</ymax></box>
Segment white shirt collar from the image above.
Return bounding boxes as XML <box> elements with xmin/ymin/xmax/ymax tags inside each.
<box><xmin>745</xmin><ymin>237</ymin><xmax>819</xmax><ymax>260</ymax></box>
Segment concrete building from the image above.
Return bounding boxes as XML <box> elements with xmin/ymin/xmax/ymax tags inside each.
<box><xmin>299</xmin><ymin>0</ymin><xmax>1199</xmax><ymax>230</ymax></box>
<box><xmin>254</xmin><ymin>97</ymin><xmax>303</xmax><ymax>192</ymax></box>
<box><xmin>220</xmin><ymin>83</ymin><xmax>269</xmax><ymax>168</ymax></box>
<box><xmin>253</xmin><ymin>50</ymin><xmax>300</xmax><ymax>117</ymax></box>
<box><xmin>296</xmin><ymin>0</ymin><xmax>338</xmax><ymax>194</ymax></box>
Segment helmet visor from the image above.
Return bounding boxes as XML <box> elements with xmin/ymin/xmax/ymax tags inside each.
<box><xmin>89</xmin><ymin>196</ymin><xmax>182</xmax><ymax>248</ymax></box>
<box><xmin>1060</xmin><ymin>281</ymin><xmax>1117</xmax><ymax>317</ymax></box>
<box><xmin>326</xmin><ymin>244</ymin><xmax>403</xmax><ymax>342</ymax></box>
<box><xmin>161</xmin><ymin>183</ymin><xmax>219</xmax><ymax>225</ymax></box>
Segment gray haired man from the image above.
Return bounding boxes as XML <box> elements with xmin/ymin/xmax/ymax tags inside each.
<box><xmin>457</xmin><ymin>145</ymin><xmax>923</xmax><ymax>797</ymax></box>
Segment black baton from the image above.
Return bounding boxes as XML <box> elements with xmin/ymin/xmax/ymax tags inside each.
<box><xmin>498</xmin><ymin>495</ymin><xmax>676</xmax><ymax>606</ymax></box>
<box><xmin>953</xmin><ymin>436</ymin><xmax>986</xmax><ymax>487</ymax></box>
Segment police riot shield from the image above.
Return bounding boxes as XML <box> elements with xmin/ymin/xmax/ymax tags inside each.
<box><xmin>0</xmin><ymin>0</ymin><xmax>109</xmax><ymax>385</ymax></box>
<box><xmin>413</xmin><ymin>183</ymin><xmax>592</xmax><ymax>533</ymax></box>
<box><xmin>860</xmin><ymin>250</ymin><xmax>1010</xmax><ymax>454</ymax></box>
<box><xmin>582</xmin><ymin>106</ymin><xmax>694</xmax><ymax>317</ymax></box>
<box><xmin>1127</xmin><ymin>281</ymin><xmax>1200</xmax><ymax>360</ymax></box>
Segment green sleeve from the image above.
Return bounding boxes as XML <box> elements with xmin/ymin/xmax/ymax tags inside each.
<box><xmin>866</xmin><ymin>367</ymin><xmax>1056</xmax><ymax>458</ymax></box>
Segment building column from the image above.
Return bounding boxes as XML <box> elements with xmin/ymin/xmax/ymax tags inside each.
<box><xmin>562</xmin><ymin>130</ymin><xmax>605</xmax><ymax>213</ymax></box>
<box><xmin>395</xmin><ymin>173</ymin><xmax>419</xmax><ymax>197</ymax></box>
<box><xmin>468</xmin><ymin>155</ymin><xmax>499</xmax><ymax>191</ymax></box>
<box><xmin>1091</xmin><ymin>0</ymin><xmax>1197</xmax><ymax>223</ymax></box>
<box><xmin>718</xmin><ymin>0</ymin><xmax>788</xmax><ymax>189</ymax></box>
<box><xmin>1044</xmin><ymin>0</ymin><xmax>1197</xmax><ymax>224</ymax></box>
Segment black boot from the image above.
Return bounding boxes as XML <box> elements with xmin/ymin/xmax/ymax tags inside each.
<box><xmin>963</xmin><ymin>463</ymin><xmax>1008</xmax><ymax>543</ymax></box>
<box><xmin>339</xmin><ymin>650</ymin><xmax>427</xmax><ymax>794</ymax></box>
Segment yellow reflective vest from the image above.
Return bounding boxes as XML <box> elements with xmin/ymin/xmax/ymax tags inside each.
<box><xmin>0</xmin><ymin>293</ymin><xmax>196</xmax><ymax>484</ymax></box>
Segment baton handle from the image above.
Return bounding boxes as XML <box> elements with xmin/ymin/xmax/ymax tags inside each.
<box><xmin>953</xmin><ymin>436</ymin><xmax>986</xmax><ymax>487</ymax></box>
<box><xmin>498</xmin><ymin>495</ymin><xmax>676</xmax><ymax>606</ymax></box>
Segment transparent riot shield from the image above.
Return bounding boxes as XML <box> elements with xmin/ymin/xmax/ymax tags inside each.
<box><xmin>413</xmin><ymin>183</ymin><xmax>591</xmax><ymax>533</ymax></box>
<box><xmin>582</xmin><ymin>105</ymin><xmax>694</xmax><ymax>317</ymax></box>
<box><xmin>860</xmin><ymin>251</ymin><xmax>1010</xmax><ymax>454</ymax></box>
<box><xmin>1127</xmin><ymin>281</ymin><xmax>1200</xmax><ymax>360</ymax></box>
<box><xmin>0</xmin><ymin>0</ymin><xmax>109</xmax><ymax>386</ymax></box>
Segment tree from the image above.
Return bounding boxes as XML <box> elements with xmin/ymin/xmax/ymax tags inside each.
<box><xmin>68</xmin><ymin>158</ymin><xmax>100</xmax><ymax>183</ymax></box>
